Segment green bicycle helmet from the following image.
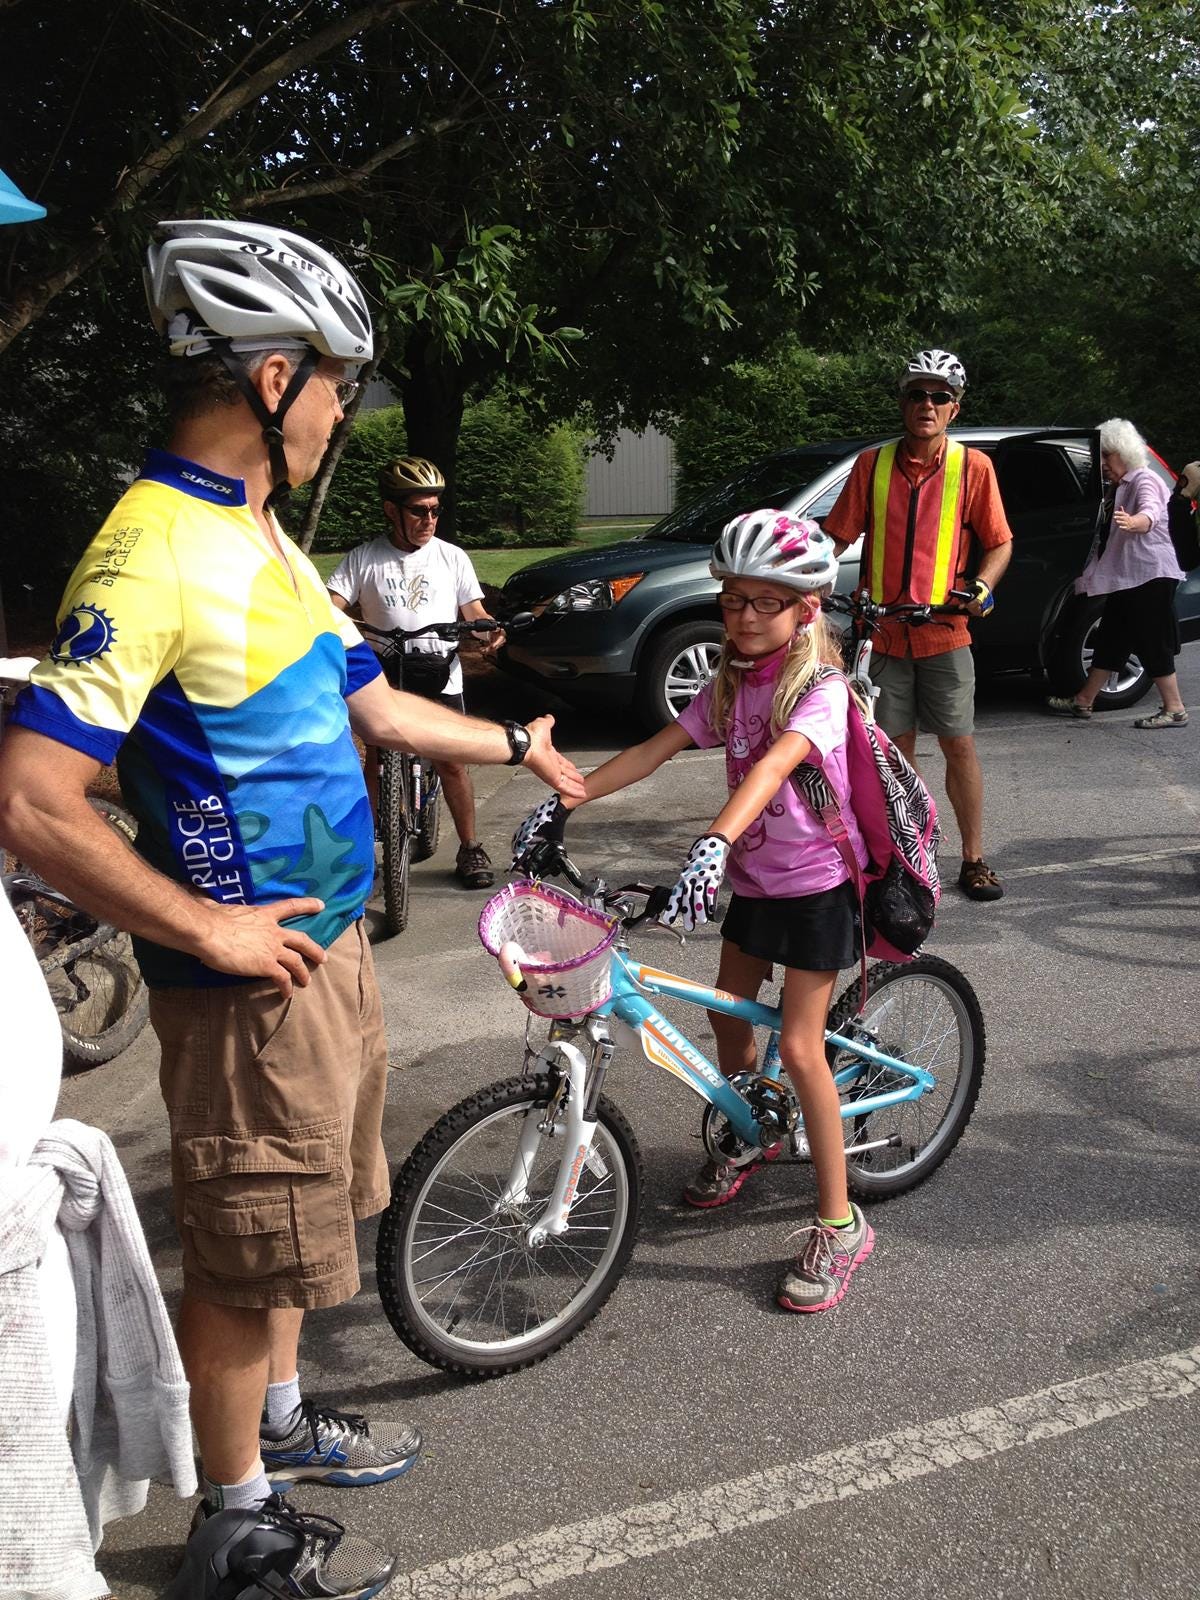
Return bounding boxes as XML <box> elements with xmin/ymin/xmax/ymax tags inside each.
<box><xmin>379</xmin><ymin>455</ymin><xmax>446</xmax><ymax>501</ymax></box>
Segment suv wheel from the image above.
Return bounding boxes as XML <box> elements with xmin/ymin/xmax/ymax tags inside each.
<box><xmin>636</xmin><ymin>620</ymin><xmax>723</xmax><ymax>730</ymax></box>
<box><xmin>1047</xmin><ymin>597</ymin><xmax>1153</xmax><ymax>709</ymax></box>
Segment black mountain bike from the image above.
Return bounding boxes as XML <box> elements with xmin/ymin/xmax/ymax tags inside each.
<box><xmin>357</xmin><ymin>615</ymin><xmax>530</xmax><ymax>937</ymax></box>
<box><xmin>1</xmin><ymin>661</ymin><xmax>149</xmax><ymax>1068</ymax></box>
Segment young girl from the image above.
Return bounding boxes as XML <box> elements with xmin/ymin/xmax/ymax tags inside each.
<box><xmin>512</xmin><ymin>509</ymin><xmax>874</xmax><ymax>1314</ymax></box>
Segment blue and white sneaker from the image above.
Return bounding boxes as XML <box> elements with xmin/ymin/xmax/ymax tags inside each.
<box><xmin>261</xmin><ymin>1400</ymin><xmax>421</xmax><ymax>1489</ymax></box>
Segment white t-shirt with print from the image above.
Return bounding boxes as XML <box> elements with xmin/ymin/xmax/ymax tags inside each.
<box><xmin>327</xmin><ymin>535</ymin><xmax>484</xmax><ymax>696</ymax></box>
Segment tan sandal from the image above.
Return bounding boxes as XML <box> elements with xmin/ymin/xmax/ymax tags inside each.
<box><xmin>1134</xmin><ymin>707</ymin><xmax>1188</xmax><ymax>729</ymax></box>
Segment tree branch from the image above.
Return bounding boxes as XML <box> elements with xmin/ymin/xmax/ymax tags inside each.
<box><xmin>0</xmin><ymin>0</ymin><xmax>423</xmax><ymax>356</ymax></box>
<box><xmin>240</xmin><ymin>114</ymin><xmax>472</xmax><ymax>209</ymax></box>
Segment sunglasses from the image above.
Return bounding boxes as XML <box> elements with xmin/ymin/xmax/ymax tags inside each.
<box><xmin>403</xmin><ymin>503</ymin><xmax>441</xmax><ymax>522</ymax></box>
<box><xmin>904</xmin><ymin>388</ymin><xmax>956</xmax><ymax>407</ymax></box>
<box><xmin>718</xmin><ymin>592</ymin><xmax>798</xmax><ymax>615</ymax></box>
<box><xmin>319</xmin><ymin>373</ymin><xmax>361</xmax><ymax>406</ymax></box>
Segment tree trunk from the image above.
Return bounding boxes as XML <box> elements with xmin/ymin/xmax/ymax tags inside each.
<box><xmin>399</xmin><ymin>344</ymin><xmax>466</xmax><ymax>543</ymax></box>
<box><xmin>296</xmin><ymin>350</ymin><xmax>384</xmax><ymax>554</ymax></box>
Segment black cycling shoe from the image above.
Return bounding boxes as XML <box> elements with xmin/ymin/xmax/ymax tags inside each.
<box><xmin>167</xmin><ymin>1492</ymin><xmax>397</xmax><ymax>1599</ymax></box>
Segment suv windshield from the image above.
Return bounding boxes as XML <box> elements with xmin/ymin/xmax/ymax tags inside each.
<box><xmin>649</xmin><ymin>451</ymin><xmax>848</xmax><ymax>544</ymax></box>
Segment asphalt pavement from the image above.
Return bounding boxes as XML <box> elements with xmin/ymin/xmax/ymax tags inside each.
<box><xmin>58</xmin><ymin>647</ymin><xmax>1200</xmax><ymax>1599</ymax></box>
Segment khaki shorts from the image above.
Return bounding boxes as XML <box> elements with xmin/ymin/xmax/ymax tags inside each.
<box><xmin>873</xmin><ymin>646</ymin><xmax>976</xmax><ymax>739</ymax></box>
<box><xmin>150</xmin><ymin>920</ymin><xmax>390</xmax><ymax>1310</ymax></box>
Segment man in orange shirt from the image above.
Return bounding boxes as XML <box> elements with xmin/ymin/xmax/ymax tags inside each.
<box><xmin>823</xmin><ymin>349</ymin><xmax>1012</xmax><ymax>901</ymax></box>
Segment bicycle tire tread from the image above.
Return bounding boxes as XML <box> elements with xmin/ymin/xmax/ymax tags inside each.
<box><xmin>827</xmin><ymin>954</ymin><xmax>986</xmax><ymax>1200</ymax></box>
<box><xmin>377</xmin><ymin>1074</ymin><xmax>644</xmax><ymax>1378</ymax></box>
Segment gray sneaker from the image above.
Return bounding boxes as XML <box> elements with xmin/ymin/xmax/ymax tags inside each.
<box><xmin>681</xmin><ymin>1142</ymin><xmax>781</xmax><ymax>1210</ymax></box>
<box><xmin>261</xmin><ymin>1400</ymin><xmax>421</xmax><ymax>1488</ymax></box>
<box><xmin>776</xmin><ymin>1203</ymin><xmax>874</xmax><ymax>1313</ymax></box>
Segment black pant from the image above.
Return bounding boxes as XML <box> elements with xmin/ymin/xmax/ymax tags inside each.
<box><xmin>1091</xmin><ymin>578</ymin><xmax>1180</xmax><ymax>680</ymax></box>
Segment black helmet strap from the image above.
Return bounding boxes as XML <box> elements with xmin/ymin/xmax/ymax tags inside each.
<box><xmin>210</xmin><ymin>342</ymin><xmax>321</xmax><ymax>507</ymax></box>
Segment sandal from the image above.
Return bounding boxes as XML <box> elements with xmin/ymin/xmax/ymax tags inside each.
<box><xmin>1133</xmin><ymin>707</ymin><xmax>1188</xmax><ymax>729</ymax></box>
<box><xmin>1045</xmin><ymin>695</ymin><xmax>1093</xmax><ymax>719</ymax></box>
<box><xmin>958</xmin><ymin>858</ymin><xmax>1004</xmax><ymax>901</ymax></box>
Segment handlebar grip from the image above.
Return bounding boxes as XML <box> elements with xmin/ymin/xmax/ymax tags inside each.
<box><xmin>646</xmin><ymin>885</ymin><xmax>672</xmax><ymax>921</ymax></box>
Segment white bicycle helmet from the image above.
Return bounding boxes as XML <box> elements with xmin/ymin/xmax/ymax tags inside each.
<box><xmin>145</xmin><ymin>218</ymin><xmax>373</xmax><ymax>362</ymax></box>
<box><xmin>898</xmin><ymin>348</ymin><xmax>966</xmax><ymax>395</ymax></box>
<box><xmin>711</xmin><ymin>511</ymin><xmax>839</xmax><ymax>593</ymax></box>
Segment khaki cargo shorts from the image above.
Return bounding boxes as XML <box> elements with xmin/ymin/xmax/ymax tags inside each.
<box><xmin>873</xmin><ymin>645</ymin><xmax>976</xmax><ymax>739</ymax></box>
<box><xmin>150</xmin><ymin>919</ymin><xmax>390</xmax><ymax>1310</ymax></box>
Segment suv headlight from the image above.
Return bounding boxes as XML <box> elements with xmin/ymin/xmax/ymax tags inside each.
<box><xmin>540</xmin><ymin>574</ymin><xmax>645</xmax><ymax>614</ymax></box>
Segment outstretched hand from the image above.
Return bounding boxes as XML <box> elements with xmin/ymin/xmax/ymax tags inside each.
<box><xmin>659</xmin><ymin>835</ymin><xmax>731</xmax><ymax>933</ymax></box>
<box><xmin>523</xmin><ymin>715</ymin><xmax>586</xmax><ymax>799</ymax></box>
<box><xmin>193</xmin><ymin>896</ymin><xmax>329</xmax><ymax>997</ymax></box>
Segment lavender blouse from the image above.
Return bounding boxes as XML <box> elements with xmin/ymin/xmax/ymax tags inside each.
<box><xmin>1077</xmin><ymin>466</ymin><xmax>1183</xmax><ymax>595</ymax></box>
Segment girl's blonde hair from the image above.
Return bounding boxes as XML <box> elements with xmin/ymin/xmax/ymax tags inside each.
<box><xmin>708</xmin><ymin>601</ymin><xmax>847</xmax><ymax>739</ymax></box>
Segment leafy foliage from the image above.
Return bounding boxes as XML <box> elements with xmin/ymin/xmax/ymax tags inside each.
<box><xmin>283</xmin><ymin>398</ymin><xmax>585</xmax><ymax>552</ymax></box>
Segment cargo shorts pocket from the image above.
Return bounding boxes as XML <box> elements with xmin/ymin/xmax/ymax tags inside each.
<box><xmin>178</xmin><ymin>1125</ymin><xmax>348</xmax><ymax>1283</ymax></box>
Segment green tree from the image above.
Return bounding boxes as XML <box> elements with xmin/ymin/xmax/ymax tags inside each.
<box><xmin>1</xmin><ymin>0</ymin><xmax>1076</xmax><ymax>558</ymax></box>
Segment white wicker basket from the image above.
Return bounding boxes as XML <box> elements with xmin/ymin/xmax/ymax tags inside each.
<box><xmin>478</xmin><ymin>880</ymin><xmax>618</xmax><ymax>1019</ymax></box>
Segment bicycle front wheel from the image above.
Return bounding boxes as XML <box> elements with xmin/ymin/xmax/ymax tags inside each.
<box><xmin>378</xmin><ymin>750</ymin><xmax>411</xmax><ymax>935</ymax></box>
<box><xmin>377</xmin><ymin>1075</ymin><xmax>643</xmax><ymax>1377</ymax></box>
<box><xmin>827</xmin><ymin>955</ymin><xmax>985</xmax><ymax>1199</ymax></box>
<box><xmin>413</xmin><ymin>770</ymin><xmax>440</xmax><ymax>862</ymax></box>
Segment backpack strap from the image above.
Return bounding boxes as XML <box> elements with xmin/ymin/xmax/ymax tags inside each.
<box><xmin>789</xmin><ymin>761</ymin><xmax>870</xmax><ymax>1010</ymax></box>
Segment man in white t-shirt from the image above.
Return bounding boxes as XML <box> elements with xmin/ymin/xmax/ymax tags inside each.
<box><xmin>328</xmin><ymin>456</ymin><xmax>502</xmax><ymax>888</ymax></box>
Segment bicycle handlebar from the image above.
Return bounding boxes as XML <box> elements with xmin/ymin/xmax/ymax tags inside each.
<box><xmin>511</xmin><ymin>839</ymin><xmax>672</xmax><ymax>928</ymax></box>
<box><xmin>356</xmin><ymin>610</ymin><xmax>535</xmax><ymax>651</ymax></box>
<box><xmin>822</xmin><ymin>590</ymin><xmax>974</xmax><ymax>629</ymax></box>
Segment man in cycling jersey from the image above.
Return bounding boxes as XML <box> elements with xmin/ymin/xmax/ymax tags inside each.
<box><xmin>328</xmin><ymin>456</ymin><xmax>501</xmax><ymax>889</ymax></box>
<box><xmin>0</xmin><ymin>219</ymin><xmax>583</xmax><ymax>1597</ymax></box>
<box><xmin>823</xmin><ymin>348</ymin><xmax>1012</xmax><ymax>902</ymax></box>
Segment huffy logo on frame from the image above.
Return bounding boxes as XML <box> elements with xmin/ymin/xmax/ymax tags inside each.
<box><xmin>50</xmin><ymin>604</ymin><xmax>118</xmax><ymax>665</ymax></box>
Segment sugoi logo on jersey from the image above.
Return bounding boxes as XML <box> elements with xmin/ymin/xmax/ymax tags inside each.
<box><xmin>50</xmin><ymin>604</ymin><xmax>117</xmax><ymax>665</ymax></box>
<box><xmin>181</xmin><ymin>469</ymin><xmax>234</xmax><ymax>497</ymax></box>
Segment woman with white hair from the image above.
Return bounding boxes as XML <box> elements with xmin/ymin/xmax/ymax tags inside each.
<box><xmin>1047</xmin><ymin>417</ymin><xmax>1187</xmax><ymax>727</ymax></box>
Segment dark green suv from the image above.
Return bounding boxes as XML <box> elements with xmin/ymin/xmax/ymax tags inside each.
<box><xmin>499</xmin><ymin>428</ymin><xmax>1196</xmax><ymax>729</ymax></box>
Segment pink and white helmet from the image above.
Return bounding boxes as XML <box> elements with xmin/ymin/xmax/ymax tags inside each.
<box><xmin>711</xmin><ymin>510</ymin><xmax>839</xmax><ymax>593</ymax></box>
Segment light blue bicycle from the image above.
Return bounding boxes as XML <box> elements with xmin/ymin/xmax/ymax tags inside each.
<box><xmin>376</xmin><ymin>848</ymin><xmax>984</xmax><ymax>1377</ymax></box>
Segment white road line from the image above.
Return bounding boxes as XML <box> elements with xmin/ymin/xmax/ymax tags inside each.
<box><xmin>394</xmin><ymin>1344</ymin><xmax>1200</xmax><ymax>1599</ymax></box>
<box><xmin>1004</xmin><ymin>842</ymin><xmax>1200</xmax><ymax>878</ymax></box>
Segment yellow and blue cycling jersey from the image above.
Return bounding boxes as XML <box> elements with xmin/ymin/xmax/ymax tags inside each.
<box><xmin>10</xmin><ymin>448</ymin><xmax>382</xmax><ymax>987</ymax></box>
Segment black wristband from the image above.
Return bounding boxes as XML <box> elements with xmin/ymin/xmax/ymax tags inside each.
<box><xmin>504</xmin><ymin>721</ymin><xmax>532</xmax><ymax>765</ymax></box>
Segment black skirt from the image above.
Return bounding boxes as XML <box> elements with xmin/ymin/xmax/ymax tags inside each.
<box><xmin>720</xmin><ymin>882</ymin><xmax>861</xmax><ymax>972</ymax></box>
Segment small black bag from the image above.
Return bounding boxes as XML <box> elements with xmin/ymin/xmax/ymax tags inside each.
<box><xmin>1167</xmin><ymin>491</ymin><xmax>1200</xmax><ymax>573</ymax></box>
<box><xmin>397</xmin><ymin>649</ymin><xmax>454</xmax><ymax>697</ymax></box>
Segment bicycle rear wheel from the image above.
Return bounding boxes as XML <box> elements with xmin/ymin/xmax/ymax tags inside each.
<box><xmin>378</xmin><ymin>750</ymin><xmax>411</xmax><ymax>935</ymax></box>
<box><xmin>827</xmin><ymin>954</ymin><xmax>985</xmax><ymax>1199</ymax></box>
<box><xmin>377</xmin><ymin>1074</ymin><xmax>643</xmax><ymax>1377</ymax></box>
<box><xmin>5</xmin><ymin>799</ymin><xmax>149</xmax><ymax>1068</ymax></box>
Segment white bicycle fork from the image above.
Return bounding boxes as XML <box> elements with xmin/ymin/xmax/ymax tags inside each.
<box><xmin>495</xmin><ymin>1040</ymin><xmax>598</xmax><ymax>1248</ymax></box>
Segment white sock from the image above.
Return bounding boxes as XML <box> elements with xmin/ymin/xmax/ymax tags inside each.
<box><xmin>262</xmin><ymin>1373</ymin><xmax>303</xmax><ymax>1434</ymax></box>
<box><xmin>203</xmin><ymin>1458</ymin><xmax>271</xmax><ymax>1512</ymax></box>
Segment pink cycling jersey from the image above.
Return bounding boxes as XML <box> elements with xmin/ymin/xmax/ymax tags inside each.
<box><xmin>676</xmin><ymin>652</ymin><xmax>868</xmax><ymax>900</ymax></box>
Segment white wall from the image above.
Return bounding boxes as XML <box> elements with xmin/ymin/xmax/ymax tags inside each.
<box><xmin>586</xmin><ymin>426</ymin><xmax>675</xmax><ymax>517</ymax></box>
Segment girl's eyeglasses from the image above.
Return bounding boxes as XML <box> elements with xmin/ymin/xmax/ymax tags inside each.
<box><xmin>717</xmin><ymin>592</ymin><xmax>797</xmax><ymax>615</ymax></box>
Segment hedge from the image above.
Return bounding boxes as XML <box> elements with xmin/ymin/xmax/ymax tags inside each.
<box><xmin>288</xmin><ymin>395</ymin><xmax>585</xmax><ymax>552</ymax></box>
<box><xmin>672</xmin><ymin>341</ymin><xmax>908</xmax><ymax>503</ymax></box>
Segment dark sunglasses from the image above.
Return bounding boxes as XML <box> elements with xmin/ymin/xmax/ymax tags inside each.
<box><xmin>904</xmin><ymin>388</ymin><xmax>956</xmax><ymax>406</ymax></box>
